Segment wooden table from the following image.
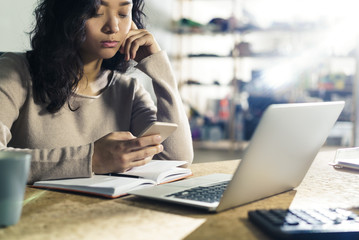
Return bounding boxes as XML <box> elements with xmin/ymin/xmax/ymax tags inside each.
<box><xmin>1</xmin><ymin>147</ymin><xmax>359</xmax><ymax>240</ymax></box>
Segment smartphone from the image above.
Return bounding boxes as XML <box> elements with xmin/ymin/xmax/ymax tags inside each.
<box><xmin>138</xmin><ymin>122</ymin><xmax>178</xmax><ymax>142</ymax></box>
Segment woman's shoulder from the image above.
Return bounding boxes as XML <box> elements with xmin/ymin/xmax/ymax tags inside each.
<box><xmin>0</xmin><ymin>52</ymin><xmax>30</xmax><ymax>78</ymax></box>
<box><xmin>0</xmin><ymin>52</ymin><xmax>31</xmax><ymax>89</ymax></box>
<box><xmin>0</xmin><ymin>52</ymin><xmax>28</xmax><ymax>67</ymax></box>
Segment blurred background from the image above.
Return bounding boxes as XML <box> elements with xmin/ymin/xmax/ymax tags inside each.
<box><xmin>142</xmin><ymin>0</ymin><xmax>359</xmax><ymax>161</ymax></box>
<box><xmin>2</xmin><ymin>0</ymin><xmax>358</xmax><ymax>161</ymax></box>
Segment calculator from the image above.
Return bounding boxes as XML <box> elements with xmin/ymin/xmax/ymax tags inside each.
<box><xmin>248</xmin><ymin>208</ymin><xmax>359</xmax><ymax>240</ymax></box>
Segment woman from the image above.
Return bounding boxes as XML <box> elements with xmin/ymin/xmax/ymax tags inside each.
<box><xmin>0</xmin><ymin>0</ymin><xmax>193</xmax><ymax>183</ymax></box>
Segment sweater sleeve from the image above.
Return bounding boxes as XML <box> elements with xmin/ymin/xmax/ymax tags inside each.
<box><xmin>0</xmin><ymin>53</ymin><xmax>93</xmax><ymax>184</ymax></box>
<box><xmin>135</xmin><ymin>51</ymin><xmax>194</xmax><ymax>165</ymax></box>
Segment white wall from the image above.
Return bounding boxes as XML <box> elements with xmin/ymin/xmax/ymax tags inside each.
<box><xmin>143</xmin><ymin>0</ymin><xmax>175</xmax><ymax>56</ymax></box>
<box><xmin>0</xmin><ymin>0</ymin><xmax>38</xmax><ymax>52</ymax></box>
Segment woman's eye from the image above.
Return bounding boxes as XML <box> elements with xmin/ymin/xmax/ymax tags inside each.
<box><xmin>119</xmin><ymin>12</ymin><xmax>129</xmax><ymax>18</ymax></box>
<box><xmin>94</xmin><ymin>12</ymin><xmax>104</xmax><ymax>17</ymax></box>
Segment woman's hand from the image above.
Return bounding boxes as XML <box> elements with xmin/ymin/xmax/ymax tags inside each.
<box><xmin>119</xmin><ymin>21</ymin><xmax>161</xmax><ymax>62</ymax></box>
<box><xmin>92</xmin><ymin>132</ymin><xmax>163</xmax><ymax>174</ymax></box>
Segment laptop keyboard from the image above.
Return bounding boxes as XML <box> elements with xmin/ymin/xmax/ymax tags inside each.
<box><xmin>166</xmin><ymin>181</ymin><xmax>229</xmax><ymax>203</ymax></box>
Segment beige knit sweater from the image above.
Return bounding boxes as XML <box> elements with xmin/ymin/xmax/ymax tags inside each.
<box><xmin>0</xmin><ymin>51</ymin><xmax>193</xmax><ymax>183</ymax></box>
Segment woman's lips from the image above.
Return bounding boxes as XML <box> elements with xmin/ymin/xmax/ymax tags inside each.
<box><xmin>101</xmin><ymin>41</ymin><xmax>119</xmax><ymax>48</ymax></box>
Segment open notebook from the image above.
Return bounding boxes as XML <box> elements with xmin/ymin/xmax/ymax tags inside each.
<box><xmin>33</xmin><ymin>160</ymin><xmax>192</xmax><ymax>198</ymax></box>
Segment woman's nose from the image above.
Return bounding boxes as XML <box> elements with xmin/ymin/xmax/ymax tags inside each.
<box><xmin>103</xmin><ymin>16</ymin><xmax>119</xmax><ymax>34</ymax></box>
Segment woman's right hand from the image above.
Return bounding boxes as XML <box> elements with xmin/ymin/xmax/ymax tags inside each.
<box><xmin>92</xmin><ymin>132</ymin><xmax>163</xmax><ymax>174</ymax></box>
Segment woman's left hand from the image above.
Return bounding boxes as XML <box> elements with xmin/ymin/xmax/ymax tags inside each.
<box><xmin>120</xmin><ymin>21</ymin><xmax>161</xmax><ymax>62</ymax></box>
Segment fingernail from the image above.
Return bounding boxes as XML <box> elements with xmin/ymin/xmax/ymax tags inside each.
<box><xmin>159</xmin><ymin>144</ymin><xmax>163</xmax><ymax>152</ymax></box>
<box><xmin>155</xmin><ymin>135</ymin><xmax>162</xmax><ymax>142</ymax></box>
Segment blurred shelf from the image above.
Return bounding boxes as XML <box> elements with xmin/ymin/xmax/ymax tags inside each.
<box><xmin>171</xmin><ymin>26</ymin><xmax>328</xmax><ymax>36</ymax></box>
<box><xmin>170</xmin><ymin>54</ymin><xmax>357</xmax><ymax>60</ymax></box>
<box><xmin>307</xmin><ymin>89</ymin><xmax>352</xmax><ymax>97</ymax></box>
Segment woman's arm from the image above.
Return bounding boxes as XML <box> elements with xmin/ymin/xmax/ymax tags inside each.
<box><xmin>120</xmin><ymin>22</ymin><xmax>193</xmax><ymax>164</ymax></box>
<box><xmin>135</xmin><ymin>51</ymin><xmax>194</xmax><ymax>164</ymax></box>
<box><xmin>0</xmin><ymin>53</ymin><xmax>94</xmax><ymax>184</ymax></box>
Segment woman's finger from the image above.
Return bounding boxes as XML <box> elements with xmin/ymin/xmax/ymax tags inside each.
<box><xmin>128</xmin><ymin>34</ymin><xmax>151</xmax><ymax>60</ymax></box>
<box><xmin>125</xmin><ymin>144</ymin><xmax>163</xmax><ymax>161</ymax></box>
<box><xmin>122</xmin><ymin>31</ymin><xmax>149</xmax><ymax>61</ymax></box>
<box><xmin>113</xmin><ymin>144</ymin><xmax>161</xmax><ymax>172</ymax></box>
<box><xmin>122</xmin><ymin>134</ymin><xmax>162</xmax><ymax>151</ymax></box>
<box><xmin>119</xmin><ymin>28</ymin><xmax>140</xmax><ymax>55</ymax></box>
<box><xmin>106</xmin><ymin>131</ymin><xmax>135</xmax><ymax>141</ymax></box>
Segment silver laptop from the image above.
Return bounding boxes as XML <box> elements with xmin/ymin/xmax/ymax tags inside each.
<box><xmin>128</xmin><ymin>101</ymin><xmax>345</xmax><ymax>212</ymax></box>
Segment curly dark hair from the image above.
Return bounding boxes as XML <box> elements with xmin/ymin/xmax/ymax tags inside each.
<box><xmin>26</xmin><ymin>0</ymin><xmax>146</xmax><ymax>113</ymax></box>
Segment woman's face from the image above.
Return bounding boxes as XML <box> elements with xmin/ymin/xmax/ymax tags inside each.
<box><xmin>80</xmin><ymin>0</ymin><xmax>133</xmax><ymax>62</ymax></box>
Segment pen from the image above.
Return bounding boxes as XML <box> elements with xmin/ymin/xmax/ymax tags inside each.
<box><xmin>105</xmin><ymin>173</ymin><xmax>141</xmax><ymax>178</ymax></box>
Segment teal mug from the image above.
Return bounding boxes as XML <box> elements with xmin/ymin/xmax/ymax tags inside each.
<box><xmin>0</xmin><ymin>151</ymin><xmax>31</xmax><ymax>227</ymax></box>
